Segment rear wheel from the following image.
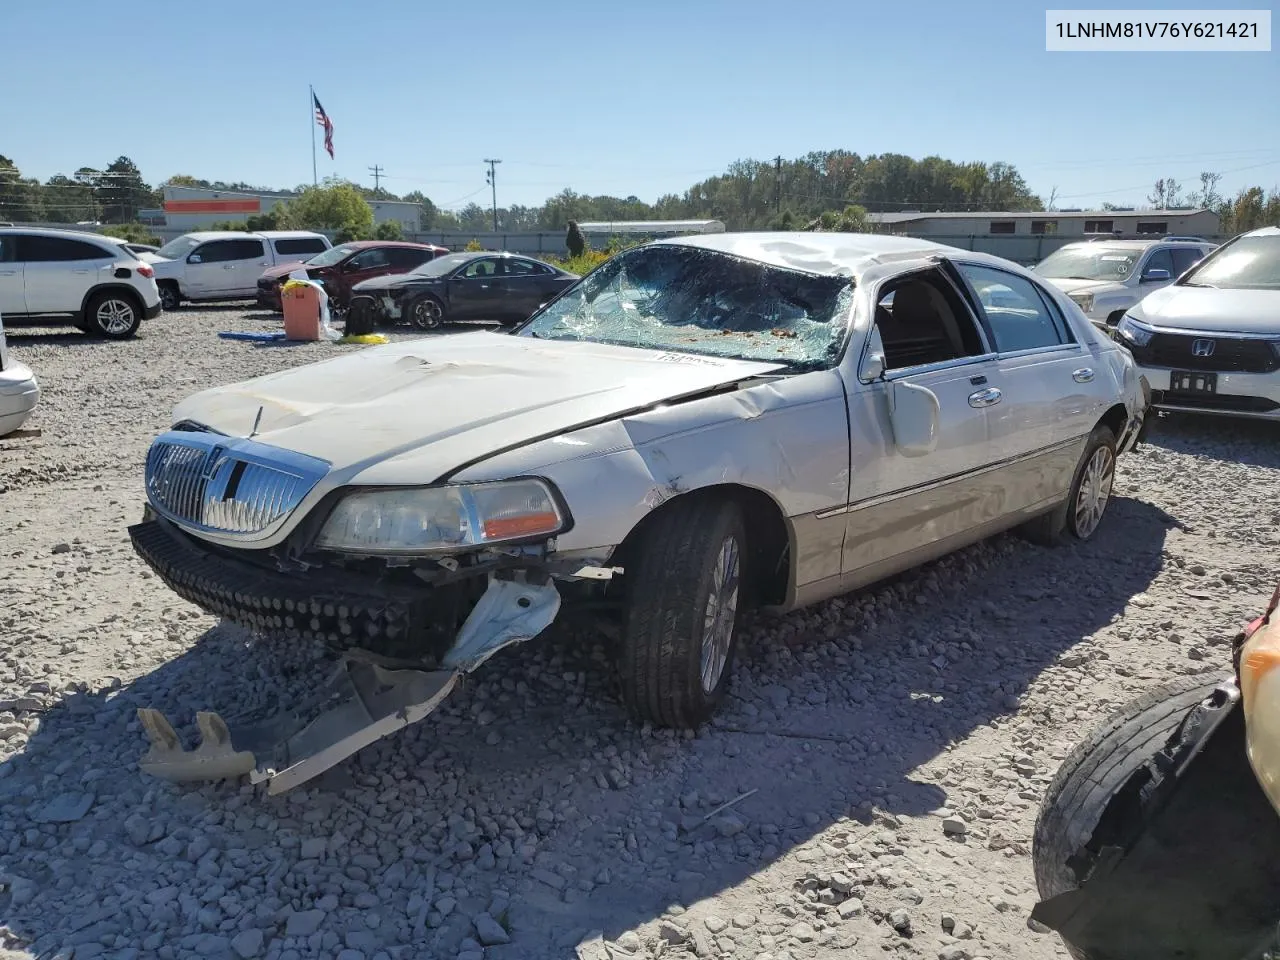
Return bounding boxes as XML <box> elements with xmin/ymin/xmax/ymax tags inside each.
<box><xmin>86</xmin><ymin>291</ymin><xmax>142</xmax><ymax>339</ymax></box>
<box><xmin>158</xmin><ymin>282</ymin><xmax>181</xmax><ymax>311</ymax></box>
<box><xmin>409</xmin><ymin>296</ymin><xmax>445</xmax><ymax>331</ymax></box>
<box><xmin>617</xmin><ymin>497</ymin><xmax>746</xmax><ymax>729</ymax></box>
<box><xmin>1019</xmin><ymin>426</ymin><xmax>1116</xmax><ymax>546</ymax></box>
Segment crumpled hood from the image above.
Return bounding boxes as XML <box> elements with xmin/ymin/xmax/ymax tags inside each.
<box><xmin>1043</xmin><ymin>277</ymin><xmax>1126</xmax><ymax>297</ymax></box>
<box><xmin>171</xmin><ymin>331</ymin><xmax>787</xmax><ymax>484</ymax></box>
<box><xmin>260</xmin><ymin>262</ymin><xmax>320</xmax><ymax>283</ymax></box>
<box><xmin>1135</xmin><ymin>286</ymin><xmax>1280</xmax><ymax>333</ymax></box>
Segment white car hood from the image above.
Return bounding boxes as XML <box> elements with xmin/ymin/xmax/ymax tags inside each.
<box><xmin>172</xmin><ymin>331</ymin><xmax>788</xmax><ymax>484</ymax></box>
<box><xmin>1043</xmin><ymin>277</ymin><xmax>1126</xmax><ymax>297</ymax></box>
<box><xmin>1136</xmin><ymin>286</ymin><xmax>1280</xmax><ymax>334</ymax></box>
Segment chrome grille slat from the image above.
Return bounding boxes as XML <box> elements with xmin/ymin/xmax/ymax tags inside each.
<box><xmin>144</xmin><ymin>429</ymin><xmax>330</xmax><ymax>539</ymax></box>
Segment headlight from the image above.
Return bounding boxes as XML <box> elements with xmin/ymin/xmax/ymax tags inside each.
<box><xmin>1068</xmin><ymin>292</ymin><xmax>1095</xmax><ymax>314</ymax></box>
<box><xmin>1115</xmin><ymin>314</ymin><xmax>1154</xmax><ymax>347</ymax></box>
<box><xmin>315</xmin><ymin>479</ymin><xmax>568</xmax><ymax>554</ymax></box>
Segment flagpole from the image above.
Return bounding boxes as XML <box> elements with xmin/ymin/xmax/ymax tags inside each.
<box><xmin>309</xmin><ymin>84</ymin><xmax>318</xmax><ymax>186</ymax></box>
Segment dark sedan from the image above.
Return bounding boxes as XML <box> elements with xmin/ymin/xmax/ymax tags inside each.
<box><xmin>255</xmin><ymin>240</ymin><xmax>449</xmax><ymax>314</ymax></box>
<box><xmin>350</xmin><ymin>251</ymin><xmax>579</xmax><ymax>329</ymax></box>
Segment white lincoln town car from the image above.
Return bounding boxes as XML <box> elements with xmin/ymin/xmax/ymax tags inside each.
<box><xmin>128</xmin><ymin>233</ymin><xmax>1149</xmax><ymax>792</ymax></box>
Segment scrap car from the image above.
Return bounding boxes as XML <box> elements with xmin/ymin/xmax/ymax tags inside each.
<box><xmin>128</xmin><ymin>232</ymin><xmax>1150</xmax><ymax>792</ymax></box>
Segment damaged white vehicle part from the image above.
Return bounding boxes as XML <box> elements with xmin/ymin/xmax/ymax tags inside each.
<box><xmin>136</xmin><ymin>576</ymin><xmax>561</xmax><ymax>794</ymax></box>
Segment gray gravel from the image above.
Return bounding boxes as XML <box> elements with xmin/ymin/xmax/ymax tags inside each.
<box><xmin>2</xmin><ymin>305</ymin><xmax>1278</xmax><ymax>960</ymax></box>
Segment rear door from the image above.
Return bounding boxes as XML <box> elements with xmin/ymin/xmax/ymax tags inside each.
<box><xmin>0</xmin><ymin>235</ymin><xmax>24</xmax><ymax>314</ymax></box>
<box><xmin>841</xmin><ymin>266</ymin><xmax>1006</xmax><ymax>578</ymax></box>
<box><xmin>500</xmin><ymin>256</ymin><xmax>561</xmax><ymax>319</ymax></box>
<box><xmin>17</xmin><ymin>234</ymin><xmax>116</xmax><ymax>313</ymax></box>
<box><xmin>949</xmin><ymin>259</ymin><xmax>1108</xmax><ymax>513</ymax></box>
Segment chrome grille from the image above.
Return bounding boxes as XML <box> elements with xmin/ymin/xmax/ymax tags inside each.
<box><xmin>145</xmin><ymin>430</ymin><xmax>330</xmax><ymax>537</ymax></box>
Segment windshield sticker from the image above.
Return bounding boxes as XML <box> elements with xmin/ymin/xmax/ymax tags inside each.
<box><xmin>1099</xmin><ymin>255</ymin><xmax>1131</xmax><ymax>262</ymax></box>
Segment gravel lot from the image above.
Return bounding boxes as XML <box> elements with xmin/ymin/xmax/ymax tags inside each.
<box><xmin>2</xmin><ymin>305</ymin><xmax>1278</xmax><ymax>960</ymax></box>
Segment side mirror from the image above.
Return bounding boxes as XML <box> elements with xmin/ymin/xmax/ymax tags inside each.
<box><xmin>888</xmin><ymin>380</ymin><xmax>940</xmax><ymax>457</ymax></box>
<box><xmin>859</xmin><ymin>327</ymin><xmax>887</xmax><ymax>381</ymax></box>
<box><xmin>188</xmin><ymin>254</ymin><xmax>202</xmax><ymax>264</ymax></box>
<box><xmin>1141</xmin><ymin>268</ymin><xmax>1171</xmax><ymax>283</ymax></box>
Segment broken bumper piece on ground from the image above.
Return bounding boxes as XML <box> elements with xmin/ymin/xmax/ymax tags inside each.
<box><xmin>137</xmin><ymin>577</ymin><xmax>561</xmax><ymax>794</ymax></box>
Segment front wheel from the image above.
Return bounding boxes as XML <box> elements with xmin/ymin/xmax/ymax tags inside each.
<box><xmin>158</xmin><ymin>282</ymin><xmax>181</xmax><ymax>311</ymax></box>
<box><xmin>617</xmin><ymin>498</ymin><xmax>747</xmax><ymax>729</ymax></box>
<box><xmin>409</xmin><ymin>296</ymin><xmax>445</xmax><ymax>331</ymax></box>
<box><xmin>86</xmin><ymin>291</ymin><xmax>142</xmax><ymax>339</ymax></box>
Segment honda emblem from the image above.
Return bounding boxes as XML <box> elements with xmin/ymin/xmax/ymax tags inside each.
<box><xmin>1191</xmin><ymin>339</ymin><xmax>1216</xmax><ymax>358</ymax></box>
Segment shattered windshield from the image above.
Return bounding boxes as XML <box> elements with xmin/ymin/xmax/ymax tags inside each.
<box><xmin>518</xmin><ymin>244</ymin><xmax>855</xmax><ymax>369</ymax></box>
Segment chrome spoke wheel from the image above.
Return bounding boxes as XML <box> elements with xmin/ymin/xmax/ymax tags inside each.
<box><xmin>96</xmin><ymin>299</ymin><xmax>136</xmax><ymax>335</ymax></box>
<box><xmin>412</xmin><ymin>299</ymin><xmax>443</xmax><ymax>330</ymax></box>
<box><xmin>699</xmin><ymin>534</ymin><xmax>741</xmax><ymax>693</ymax></box>
<box><xmin>1074</xmin><ymin>445</ymin><xmax>1115</xmax><ymax>539</ymax></box>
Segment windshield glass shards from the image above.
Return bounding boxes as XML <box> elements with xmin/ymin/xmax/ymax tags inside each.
<box><xmin>519</xmin><ymin>244</ymin><xmax>854</xmax><ymax>369</ymax></box>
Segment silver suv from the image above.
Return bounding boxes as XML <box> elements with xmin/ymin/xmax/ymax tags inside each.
<box><xmin>0</xmin><ymin>228</ymin><xmax>162</xmax><ymax>339</ymax></box>
<box><xmin>1033</xmin><ymin>237</ymin><xmax>1216</xmax><ymax>328</ymax></box>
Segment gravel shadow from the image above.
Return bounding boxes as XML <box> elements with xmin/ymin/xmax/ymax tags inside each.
<box><xmin>1146</xmin><ymin>412</ymin><xmax>1280</xmax><ymax>470</ymax></box>
<box><xmin>0</xmin><ymin>494</ymin><xmax>1176</xmax><ymax>958</ymax></box>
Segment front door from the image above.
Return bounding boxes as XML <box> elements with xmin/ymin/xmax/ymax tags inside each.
<box><xmin>841</xmin><ymin>267</ymin><xmax>1005</xmax><ymax>579</ymax></box>
<box><xmin>448</xmin><ymin>257</ymin><xmax>504</xmax><ymax>321</ymax></box>
<box><xmin>16</xmin><ymin>234</ymin><xmax>115</xmax><ymax>314</ymax></box>
<box><xmin>186</xmin><ymin>239</ymin><xmax>268</xmax><ymax>297</ymax></box>
<box><xmin>338</xmin><ymin>247</ymin><xmax>394</xmax><ymax>300</ymax></box>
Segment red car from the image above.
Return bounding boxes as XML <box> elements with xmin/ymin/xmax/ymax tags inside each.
<box><xmin>255</xmin><ymin>240</ymin><xmax>448</xmax><ymax>315</ymax></box>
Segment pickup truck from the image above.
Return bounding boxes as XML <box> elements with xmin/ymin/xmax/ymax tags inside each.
<box><xmin>146</xmin><ymin>230</ymin><xmax>331</xmax><ymax>309</ymax></box>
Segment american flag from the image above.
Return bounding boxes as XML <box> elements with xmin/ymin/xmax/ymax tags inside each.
<box><xmin>313</xmin><ymin>92</ymin><xmax>334</xmax><ymax>159</ymax></box>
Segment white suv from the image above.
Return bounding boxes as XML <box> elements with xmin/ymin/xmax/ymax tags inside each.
<box><xmin>1033</xmin><ymin>237</ymin><xmax>1217</xmax><ymax>328</ymax></box>
<box><xmin>0</xmin><ymin>228</ymin><xmax>162</xmax><ymax>339</ymax></box>
<box><xmin>146</xmin><ymin>230</ymin><xmax>331</xmax><ymax>309</ymax></box>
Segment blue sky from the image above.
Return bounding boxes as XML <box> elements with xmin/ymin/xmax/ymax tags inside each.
<box><xmin>3</xmin><ymin>0</ymin><xmax>1276</xmax><ymax>211</ymax></box>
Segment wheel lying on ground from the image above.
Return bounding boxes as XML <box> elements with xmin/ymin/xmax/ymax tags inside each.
<box><xmin>85</xmin><ymin>291</ymin><xmax>142</xmax><ymax>339</ymax></box>
<box><xmin>1032</xmin><ymin>675</ymin><xmax>1223</xmax><ymax>958</ymax></box>
<box><xmin>158</xmin><ymin>282</ymin><xmax>181</xmax><ymax>311</ymax></box>
<box><xmin>408</xmin><ymin>295</ymin><xmax>445</xmax><ymax>330</ymax></box>
<box><xmin>617</xmin><ymin>496</ymin><xmax>746</xmax><ymax>729</ymax></box>
<box><xmin>1019</xmin><ymin>425</ymin><xmax>1116</xmax><ymax>546</ymax></box>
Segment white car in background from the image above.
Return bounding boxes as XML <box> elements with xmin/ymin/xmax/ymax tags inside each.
<box><xmin>0</xmin><ymin>227</ymin><xmax>162</xmax><ymax>339</ymax></box>
<box><xmin>1034</xmin><ymin>237</ymin><xmax>1216</xmax><ymax>328</ymax></box>
<box><xmin>147</xmin><ymin>230</ymin><xmax>331</xmax><ymax>309</ymax></box>
<box><xmin>1117</xmin><ymin>227</ymin><xmax>1280</xmax><ymax>421</ymax></box>
<box><xmin>0</xmin><ymin>313</ymin><xmax>39</xmax><ymax>436</ymax></box>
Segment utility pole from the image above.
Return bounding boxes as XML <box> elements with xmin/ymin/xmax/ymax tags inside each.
<box><xmin>774</xmin><ymin>155</ymin><xmax>783</xmax><ymax>214</ymax></box>
<box><xmin>368</xmin><ymin>165</ymin><xmax>385</xmax><ymax>195</ymax></box>
<box><xmin>484</xmin><ymin>159</ymin><xmax>501</xmax><ymax>232</ymax></box>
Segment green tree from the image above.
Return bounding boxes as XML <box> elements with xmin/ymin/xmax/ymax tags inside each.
<box><xmin>41</xmin><ymin>174</ymin><xmax>95</xmax><ymax>222</ymax></box>
<box><xmin>101</xmin><ymin>223</ymin><xmax>162</xmax><ymax>245</ymax></box>
<box><xmin>566</xmin><ymin>220</ymin><xmax>587</xmax><ymax>257</ymax></box>
<box><xmin>0</xmin><ymin>156</ymin><xmax>43</xmax><ymax>221</ymax></box>
<box><xmin>282</xmin><ymin>180</ymin><xmax>373</xmax><ymax>233</ymax></box>
<box><xmin>92</xmin><ymin>157</ymin><xmax>152</xmax><ymax>223</ymax></box>
<box><xmin>374</xmin><ymin>220</ymin><xmax>404</xmax><ymax>240</ymax></box>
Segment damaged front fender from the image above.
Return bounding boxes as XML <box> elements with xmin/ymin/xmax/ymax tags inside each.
<box><xmin>137</xmin><ymin>575</ymin><xmax>560</xmax><ymax>795</ymax></box>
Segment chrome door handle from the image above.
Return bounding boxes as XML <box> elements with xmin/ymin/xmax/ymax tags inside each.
<box><xmin>1072</xmin><ymin>367</ymin><xmax>1095</xmax><ymax>383</ymax></box>
<box><xmin>968</xmin><ymin>387</ymin><xmax>1003</xmax><ymax>408</ymax></box>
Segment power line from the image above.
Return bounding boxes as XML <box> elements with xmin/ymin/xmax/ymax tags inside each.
<box><xmin>368</xmin><ymin>165</ymin><xmax>384</xmax><ymax>193</ymax></box>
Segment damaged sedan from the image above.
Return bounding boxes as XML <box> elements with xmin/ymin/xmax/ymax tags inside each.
<box><xmin>129</xmin><ymin>232</ymin><xmax>1149</xmax><ymax>792</ymax></box>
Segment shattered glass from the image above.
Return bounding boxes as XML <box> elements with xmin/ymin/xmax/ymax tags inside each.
<box><xmin>521</xmin><ymin>245</ymin><xmax>855</xmax><ymax>370</ymax></box>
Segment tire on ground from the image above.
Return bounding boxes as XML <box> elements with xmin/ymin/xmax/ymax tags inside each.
<box><xmin>1032</xmin><ymin>674</ymin><xmax>1223</xmax><ymax>902</ymax></box>
<box><xmin>1019</xmin><ymin>425</ymin><xmax>1116</xmax><ymax>546</ymax></box>
<box><xmin>618</xmin><ymin>496</ymin><xmax>747</xmax><ymax>729</ymax></box>
<box><xmin>158</xmin><ymin>282</ymin><xmax>181</xmax><ymax>311</ymax></box>
<box><xmin>85</xmin><ymin>290</ymin><xmax>143</xmax><ymax>339</ymax></box>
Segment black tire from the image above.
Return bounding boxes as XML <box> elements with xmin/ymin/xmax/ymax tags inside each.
<box><xmin>617</xmin><ymin>497</ymin><xmax>747</xmax><ymax>729</ymax></box>
<box><xmin>408</xmin><ymin>295</ymin><xmax>445</xmax><ymax>331</ymax></box>
<box><xmin>1033</xmin><ymin>675</ymin><xmax>1222</xmax><ymax>902</ymax></box>
<box><xmin>158</xmin><ymin>282</ymin><xmax>181</xmax><ymax>311</ymax></box>
<box><xmin>1019</xmin><ymin>425</ymin><xmax>1117</xmax><ymax>546</ymax></box>
<box><xmin>85</xmin><ymin>290</ymin><xmax>143</xmax><ymax>339</ymax></box>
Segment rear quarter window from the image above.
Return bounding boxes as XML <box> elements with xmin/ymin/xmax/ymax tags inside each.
<box><xmin>274</xmin><ymin>238</ymin><xmax>329</xmax><ymax>256</ymax></box>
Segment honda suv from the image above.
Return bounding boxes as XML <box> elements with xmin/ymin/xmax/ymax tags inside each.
<box><xmin>1034</xmin><ymin>236</ymin><xmax>1216</xmax><ymax>328</ymax></box>
<box><xmin>0</xmin><ymin>228</ymin><xmax>162</xmax><ymax>339</ymax></box>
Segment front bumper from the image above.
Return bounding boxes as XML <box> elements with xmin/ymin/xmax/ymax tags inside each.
<box><xmin>1137</xmin><ymin>363</ymin><xmax>1280</xmax><ymax>420</ymax></box>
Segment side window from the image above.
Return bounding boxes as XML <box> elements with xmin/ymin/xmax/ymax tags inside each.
<box><xmin>348</xmin><ymin>249</ymin><xmax>390</xmax><ymax>270</ymax></box>
<box><xmin>229</xmin><ymin>239</ymin><xmax>265</xmax><ymax>260</ymax></box>
<box><xmin>461</xmin><ymin>259</ymin><xmax>497</xmax><ymax>278</ymax></box>
<box><xmin>387</xmin><ymin>248</ymin><xmax>430</xmax><ymax>268</ymax></box>
<box><xmin>1170</xmin><ymin>247</ymin><xmax>1205</xmax><ymax>276</ymax></box>
<box><xmin>16</xmin><ymin>236</ymin><xmax>113</xmax><ymax>261</ymax></box>
<box><xmin>503</xmin><ymin>258</ymin><xmax>552</xmax><ymax>277</ymax></box>
<box><xmin>1142</xmin><ymin>249</ymin><xmax>1175</xmax><ymax>278</ymax></box>
<box><xmin>955</xmin><ymin>263</ymin><xmax>1073</xmax><ymax>353</ymax></box>
<box><xmin>873</xmin><ymin>271</ymin><xmax>988</xmax><ymax>372</ymax></box>
<box><xmin>190</xmin><ymin>240</ymin><xmax>238</xmax><ymax>263</ymax></box>
<box><xmin>0</xmin><ymin>236</ymin><xmax>11</xmax><ymax>262</ymax></box>
<box><xmin>274</xmin><ymin>238</ymin><xmax>328</xmax><ymax>256</ymax></box>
